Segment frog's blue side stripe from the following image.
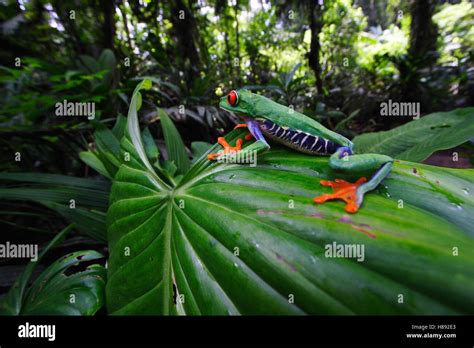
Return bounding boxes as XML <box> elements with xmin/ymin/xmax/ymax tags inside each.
<box><xmin>259</xmin><ymin>119</ymin><xmax>337</xmax><ymax>154</ymax></box>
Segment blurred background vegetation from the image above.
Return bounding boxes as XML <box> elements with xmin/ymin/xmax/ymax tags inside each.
<box><xmin>1</xmin><ymin>0</ymin><xmax>473</xmax><ymax>171</ymax></box>
<box><xmin>0</xmin><ymin>0</ymin><xmax>473</xmax><ymax>298</ymax></box>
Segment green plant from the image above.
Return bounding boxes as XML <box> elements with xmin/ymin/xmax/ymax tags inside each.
<box><xmin>105</xmin><ymin>80</ymin><xmax>474</xmax><ymax>315</ymax></box>
<box><xmin>0</xmin><ymin>50</ymin><xmax>117</xmax><ymax>125</ymax></box>
<box><xmin>133</xmin><ymin>76</ymin><xmax>234</xmax><ymax>130</ymax></box>
<box><xmin>243</xmin><ymin>63</ymin><xmax>307</xmax><ymax>106</ymax></box>
<box><xmin>433</xmin><ymin>0</ymin><xmax>474</xmax><ymax>66</ymax></box>
<box><xmin>0</xmin><ymin>173</ymin><xmax>110</xmax><ymax>242</ymax></box>
<box><xmin>352</xmin><ymin>107</ymin><xmax>474</xmax><ymax>161</ymax></box>
<box><xmin>0</xmin><ymin>224</ymin><xmax>106</xmax><ymax>316</ymax></box>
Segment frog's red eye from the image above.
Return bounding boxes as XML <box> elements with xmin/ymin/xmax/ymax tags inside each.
<box><xmin>227</xmin><ymin>90</ymin><xmax>239</xmax><ymax>106</ymax></box>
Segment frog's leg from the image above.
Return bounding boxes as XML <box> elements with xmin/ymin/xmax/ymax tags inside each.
<box><xmin>313</xmin><ymin>147</ymin><xmax>393</xmax><ymax>213</ymax></box>
<box><xmin>207</xmin><ymin>120</ymin><xmax>270</xmax><ymax>162</ymax></box>
<box><xmin>234</xmin><ymin>123</ymin><xmax>255</xmax><ymax>140</ymax></box>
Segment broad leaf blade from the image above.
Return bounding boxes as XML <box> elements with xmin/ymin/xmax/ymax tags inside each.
<box><xmin>106</xmin><ymin>130</ymin><xmax>474</xmax><ymax>315</ymax></box>
<box><xmin>352</xmin><ymin>107</ymin><xmax>474</xmax><ymax>161</ymax></box>
<box><xmin>382</xmin><ymin>160</ymin><xmax>474</xmax><ymax>236</ymax></box>
<box><xmin>21</xmin><ymin>250</ymin><xmax>106</xmax><ymax>315</ymax></box>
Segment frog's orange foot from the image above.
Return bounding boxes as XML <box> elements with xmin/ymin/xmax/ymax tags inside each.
<box><xmin>313</xmin><ymin>177</ymin><xmax>367</xmax><ymax>213</ymax></box>
<box><xmin>207</xmin><ymin>137</ymin><xmax>244</xmax><ymax>160</ymax></box>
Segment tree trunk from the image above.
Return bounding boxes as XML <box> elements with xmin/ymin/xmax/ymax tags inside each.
<box><xmin>234</xmin><ymin>0</ymin><xmax>242</xmax><ymax>84</ymax></box>
<box><xmin>308</xmin><ymin>1</ymin><xmax>323</xmax><ymax>95</ymax></box>
<box><xmin>51</xmin><ymin>1</ymin><xmax>87</xmax><ymax>55</ymax></box>
<box><xmin>399</xmin><ymin>0</ymin><xmax>438</xmax><ymax>105</ymax></box>
<box><xmin>408</xmin><ymin>0</ymin><xmax>438</xmax><ymax>66</ymax></box>
<box><xmin>101</xmin><ymin>0</ymin><xmax>116</xmax><ymax>51</ymax></box>
<box><xmin>224</xmin><ymin>31</ymin><xmax>232</xmax><ymax>73</ymax></box>
<box><xmin>169</xmin><ymin>0</ymin><xmax>203</xmax><ymax>84</ymax></box>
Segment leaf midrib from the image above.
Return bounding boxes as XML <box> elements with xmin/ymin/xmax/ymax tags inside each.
<box><xmin>179</xmin><ymin>193</ymin><xmax>354</xmax><ymax>314</ymax></box>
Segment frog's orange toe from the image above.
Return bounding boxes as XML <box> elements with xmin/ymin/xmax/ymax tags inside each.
<box><xmin>207</xmin><ymin>137</ymin><xmax>244</xmax><ymax>161</ymax></box>
<box><xmin>313</xmin><ymin>177</ymin><xmax>367</xmax><ymax>213</ymax></box>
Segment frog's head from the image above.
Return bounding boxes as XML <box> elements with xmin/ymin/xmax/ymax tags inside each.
<box><xmin>219</xmin><ymin>89</ymin><xmax>257</xmax><ymax>118</ymax></box>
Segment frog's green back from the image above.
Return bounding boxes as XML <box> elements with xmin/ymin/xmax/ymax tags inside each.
<box><xmin>220</xmin><ymin>89</ymin><xmax>352</xmax><ymax>147</ymax></box>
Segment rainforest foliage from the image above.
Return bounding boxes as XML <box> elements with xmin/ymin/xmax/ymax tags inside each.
<box><xmin>0</xmin><ymin>0</ymin><xmax>473</xmax><ymax>315</ymax></box>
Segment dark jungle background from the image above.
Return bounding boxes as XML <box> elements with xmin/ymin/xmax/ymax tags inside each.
<box><xmin>0</xmin><ymin>0</ymin><xmax>473</xmax><ymax>303</ymax></box>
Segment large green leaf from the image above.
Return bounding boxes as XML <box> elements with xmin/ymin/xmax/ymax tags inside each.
<box><xmin>0</xmin><ymin>225</ymin><xmax>106</xmax><ymax>315</ymax></box>
<box><xmin>382</xmin><ymin>160</ymin><xmax>474</xmax><ymax>237</ymax></box>
<box><xmin>20</xmin><ymin>250</ymin><xmax>106</xmax><ymax>315</ymax></box>
<box><xmin>352</xmin><ymin>108</ymin><xmax>474</xmax><ymax>161</ymax></box>
<box><xmin>106</xmin><ymin>82</ymin><xmax>474</xmax><ymax>315</ymax></box>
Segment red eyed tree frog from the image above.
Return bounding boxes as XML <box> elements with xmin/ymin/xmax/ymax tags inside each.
<box><xmin>208</xmin><ymin>89</ymin><xmax>393</xmax><ymax>213</ymax></box>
